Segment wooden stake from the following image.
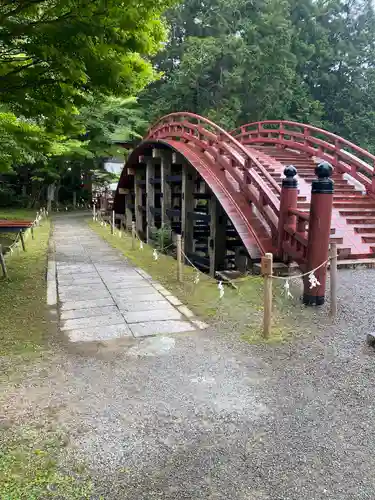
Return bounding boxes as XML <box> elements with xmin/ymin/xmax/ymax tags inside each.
<box><xmin>330</xmin><ymin>243</ymin><xmax>338</xmax><ymax>317</ymax></box>
<box><xmin>131</xmin><ymin>221</ymin><xmax>136</xmax><ymax>250</ymax></box>
<box><xmin>261</xmin><ymin>252</ymin><xmax>273</xmax><ymax>338</ymax></box>
<box><xmin>19</xmin><ymin>231</ymin><xmax>26</xmax><ymax>251</ymax></box>
<box><xmin>0</xmin><ymin>245</ymin><xmax>7</xmax><ymax>278</ymax></box>
<box><xmin>176</xmin><ymin>234</ymin><xmax>183</xmax><ymax>282</ymax></box>
<box><xmin>93</xmin><ymin>204</ymin><xmax>96</xmax><ymax>221</ymax></box>
<box><xmin>111</xmin><ymin>210</ymin><xmax>115</xmax><ymax>234</ymax></box>
<box><xmin>31</xmin><ymin>227</ymin><xmax>34</xmax><ymax>240</ymax></box>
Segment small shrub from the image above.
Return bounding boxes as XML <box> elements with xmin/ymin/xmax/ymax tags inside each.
<box><xmin>150</xmin><ymin>225</ymin><xmax>173</xmax><ymax>253</ymax></box>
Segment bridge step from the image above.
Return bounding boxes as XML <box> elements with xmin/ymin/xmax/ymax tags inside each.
<box><xmin>244</xmin><ymin>144</ymin><xmax>375</xmax><ymax>261</ymax></box>
<box><xmin>362</xmin><ymin>236</ymin><xmax>375</xmax><ymax>243</ymax></box>
<box><xmin>340</xmin><ymin>210</ymin><xmax>375</xmax><ymax>216</ymax></box>
<box><xmin>354</xmin><ymin>226</ymin><xmax>375</xmax><ymax>233</ymax></box>
<box><xmin>347</xmin><ymin>218</ymin><xmax>375</xmax><ymax>224</ymax></box>
<box><xmin>333</xmin><ymin>201</ymin><xmax>375</xmax><ymax>208</ymax></box>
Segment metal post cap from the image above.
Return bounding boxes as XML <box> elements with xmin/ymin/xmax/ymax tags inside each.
<box><xmin>284</xmin><ymin>165</ymin><xmax>297</xmax><ymax>178</ymax></box>
<box><xmin>312</xmin><ymin>161</ymin><xmax>334</xmax><ymax>194</ymax></box>
<box><xmin>315</xmin><ymin>161</ymin><xmax>333</xmax><ymax>179</ymax></box>
<box><xmin>282</xmin><ymin>165</ymin><xmax>298</xmax><ymax>188</ymax></box>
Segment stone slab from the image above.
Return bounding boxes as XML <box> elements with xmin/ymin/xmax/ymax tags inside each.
<box><xmin>61</xmin><ymin>305</ymin><xmax>119</xmax><ymax>321</ymax></box>
<box><xmin>177</xmin><ymin>305</ymin><xmax>195</xmax><ymax>319</ymax></box>
<box><xmin>122</xmin><ymin>308</ymin><xmax>183</xmax><ymax>323</ymax></box>
<box><xmin>57</xmin><ymin>267</ymin><xmax>96</xmax><ymax>276</ymax></box>
<box><xmin>59</xmin><ymin>290</ymin><xmax>110</xmax><ymax>302</ymax></box>
<box><xmin>135</xmin><ymin>268</ymin><xmax>153</xmax><ymax>280</ymax></box>
<box><xmin>113</xmin><ymin>292</ymin><xmax>163</xmax><ymax>303</ymax></box>
<box><xmin>103</xmin><ymin>282</ymin><xmax>153</xmax><ymax>291</ymax></box>
<box><xmin>100</xmin><ymin>273</ymin><xmax>147</xmax><ymax>281</ymax></box>
<box><xmin>58</xmin><ymin>277</ymin><xmax>103</xmax><ymax>286</ymax></box>
<box><xmin>117</xmin><ymin>300</ymin><xmax>173</xmax><ymax>312</ymax></box>
<box><xmin>192</xmin><ymin>319</ymin><xmax>210</xmax><ymax>330</ymax></box>
<box><xmin>111</xmin><ymin>287</ymin><xmax>161</xmax><ymax>298</ymax></box>
<box><xmin>58</xmin><ymin>283</ymin><xmax>107</xmax><ymax>293</ymax></box>
<box><xmin>129</xmin><ymin>320</ymin><xmax>196</xmax><ymax>337</ymax></box>
<box><xmin>152</xmin><ymin>284</ymin><xmax>171</xmax><ymax>295</ymax></box>
<box><xmin>165</xmin><ymin>294</ymin><xmax>183</xmax><ymax>306</ymax></box>
<box><xmin>61</xmin><ymin>313</ymin><xmax>125</xmax><ymax>331</ymax></box>
<box><xmin>67</xmin><ymin>323</ymin><xmax>133</xmax><ymax>342</ymax></box>
<box><xmin>47</xmin><ymin>259</ymin><xmax>57</xmax><ymax>306</ymax></box>
<box><xmin>60</xmin><ymin>296</ymin><xmax>114</xmax><ymax>311</ymax></box>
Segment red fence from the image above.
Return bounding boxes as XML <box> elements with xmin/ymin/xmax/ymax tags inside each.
<box><xmin>232</xmin><ymin>120</ymin><xmax>375</xmax><ymax>194</ymax></box>
<box><xmin>147</xmin><ymin>113</ymin><xmax>282</xmax><ymax>249</ymax></box>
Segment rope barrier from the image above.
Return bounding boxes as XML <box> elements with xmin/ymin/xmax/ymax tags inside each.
<box><xmin>94</xmin><ymin>216</ymin><xmax>331</xmax><ymax>301</ymax></box>
<box><xmin>269</xmin><ymin>258</ymin><xmax>330</xmax><ymax>281</ymax></box>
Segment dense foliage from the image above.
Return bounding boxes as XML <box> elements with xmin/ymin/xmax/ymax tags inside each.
<box><xmin>0</xmin><ymin>0</ymin><xmax>172</xmax><ymax>205</ymax></box>
<box><xmin>140</xmin><ymin>0</ymin><xmax>375</xmax><ymax>151</ymax></box>
<box><xmin>2</xmin><ymin>0</ymin><xmax>375</xmax><ymax>207</ymax></box>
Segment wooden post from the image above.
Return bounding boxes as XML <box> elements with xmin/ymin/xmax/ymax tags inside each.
<box><xmin>0</xmin><ymin>245</ymin><xmax>7</xmax><ymax>278</ymax></box>
<box><xmin>261</xmin><ymin>252</ymin><xmax>273</xmax><ymax>338</ymax></box>
<box><xmin>146</xmin><ymin>157</ymin><xmax>155</xmax><ymax>243</ymax></box>
<box><xmin>303</xmin><ymin>162</ymin><xmax>334</xmax><ymax>306</ymax></box>
<box><xmin>277</xmin><ymin>166</ymin><xmax>298</xmax><ymax>258</ymax></box>
<box><xmin>209</xmin><ymin>195</ymin><xmax>227</xmax><ymax>277</ymax></box>
<box><xmin>176</xmin><ymin>234</ymin><xmax>183</xmax><ymax>282</ymax></box>
<box><xmin>93</xmin><ymin>204</ymin><xmax>96</xmax><ymax>221</ymax></box>
<box><xmin>19</xmin><ymin>231</ymin><xmax>26</xmax><ymax>251</ymax></box>
<box><xmin>330</xmin><ymin>243</ymin><xmax>338</xmax><ymax>317</ymax></box>
<box><xmin>111</xmin><ymin>210</ymin><xmax>115</xmax><ymax>234</ymax></box>
<box><xmin>31</xmin><ymin>226</ymin><xmax>34</xmax><ymax>240</ymax></box>
<box><xmin>131</xmin><ymin>221</ymin><xmax>136</xmax><ymax>250</ymax></box>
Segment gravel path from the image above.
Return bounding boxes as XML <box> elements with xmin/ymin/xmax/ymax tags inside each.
<box><xmin>3</xmin><ymin>214</ymin><xmax>375</xmax><ymax>499</ymax></box>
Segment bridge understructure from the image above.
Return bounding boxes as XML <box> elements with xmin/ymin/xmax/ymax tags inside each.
<box><xmin>113</xmin><ymin>113</ymin><xmax>375</xmax><ymax>305</ymax></box>
<box><xmin>114</xmin><ymin>146</ymin><xmax>249</xmax><ymax>277</ymax></box>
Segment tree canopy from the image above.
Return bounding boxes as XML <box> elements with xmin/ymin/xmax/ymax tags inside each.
<box><xmin>0</xmin><ymin>0</ymin><xmax>173</xmax><ymax>205</ymax></box>
<box><xmin>0</xmin><ymin>0</ymin><xmax>169</xmax><ymax>129</ymax></box>
<box><xmin>2</xmin><ymin>0</ymin><xmax>375</xmax><ymax>208</ymax></box>
<box><xmin>140</xmin><ymin>0</ymin><xmax>375</xmax><ymax>150</ymax></box>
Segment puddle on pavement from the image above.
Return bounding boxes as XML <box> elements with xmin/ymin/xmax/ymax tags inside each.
<box><xmin>127</xmin><ymin>336</ymin><xmax>176</xmax><ymax>356</ymax></box>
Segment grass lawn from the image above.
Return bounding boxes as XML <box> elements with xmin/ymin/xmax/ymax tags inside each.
<box><xmin>89</xmin><ymin>221</ymin><xmax>300</xmax><ymax>344</ymax></box>
<box><xmin>0</xmin><ymin>213</ymin><xmax>92</xmax><ymax>499</ymax></box>
<box><xmin>0</xmin><ymin>208</ymin><xmax>39</xmax><ymax>221</ymax></box>
<box><xmin>0</xmin><ymin>218</ymin><xmax>51</xmax><ymax>358</ymax></box>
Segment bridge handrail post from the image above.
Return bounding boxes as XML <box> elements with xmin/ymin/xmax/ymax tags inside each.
<box><xmin>303</xmin><ymin>161</ymin><xmax>334</xmax><ymax>306</ymax></box>
<box><xmin>277</xmin><ymin>165</ymin><xmax>298</xmax><ymax>260</ymax></box>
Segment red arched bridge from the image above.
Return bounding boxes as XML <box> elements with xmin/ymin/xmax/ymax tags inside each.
<box><xmin>112</xmin><ymin>113</ymin><xmax>375</xmax><ymax>305</ymax></box>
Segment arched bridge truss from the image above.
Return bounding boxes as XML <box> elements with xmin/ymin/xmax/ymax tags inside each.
<box><xmin>113</xmin><ymin>113</ymin><xmax>375</xmax><ymax>279</ymax></box>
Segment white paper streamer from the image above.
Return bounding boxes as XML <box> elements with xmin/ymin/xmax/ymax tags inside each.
<box><xmin>308</xmin><ymin>271</ymin><xmax>320</xmax><ymax>289</ymax></box>
<box><xmin>284</xmin><ymin>280</ymin><xmax>293</xmax><ymax>299</ymax></box>
<box><xmin>218</xmin><ymin>280</ymin><xmax>224</xmax><ymax>299</ymax></box>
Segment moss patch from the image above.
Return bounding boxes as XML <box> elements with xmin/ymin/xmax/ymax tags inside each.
<box><xmin>0</xmin><ymin>424</ymin><xmax>92</xmax><ymax>499</ymax></box>
<box><xmin>89</xmin><ymin>221</ymin><xmax>296</xmax><ymax>343</ymax></box>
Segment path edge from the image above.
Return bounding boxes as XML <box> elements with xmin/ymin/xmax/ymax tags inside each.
<box><xmin>47</xmin><ymin>219</ymin><xmax>57</xmax><ymax>307</ymax></box>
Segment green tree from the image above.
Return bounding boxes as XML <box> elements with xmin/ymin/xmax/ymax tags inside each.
<box><xmin>140</xmin><ymin>0</ymin><xmax>322</xmax><ymax>128</ymax></box>
<box><xmin>0</xmin><ymin>0</ymin><xmax>172</xmax><ymax>133</ymax></box>
<box><xmin>290</xmin><ymin>0</ymin><xmax>375</xmax><ymax>149</ymax></box>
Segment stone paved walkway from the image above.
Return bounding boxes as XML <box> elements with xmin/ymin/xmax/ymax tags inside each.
<box><xmin>53</xmin><ymin>215</ymin><xmax>203</xmax><ymax>342</ymax></box>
